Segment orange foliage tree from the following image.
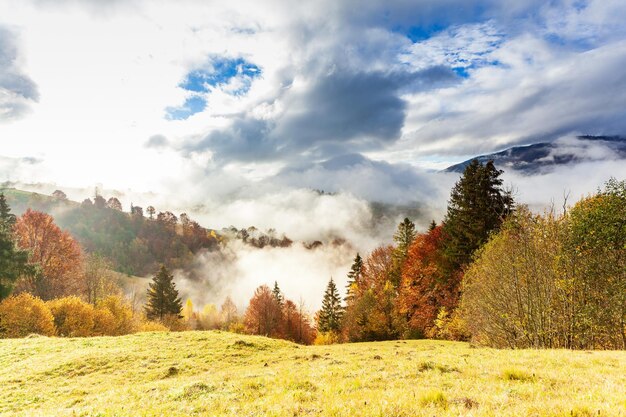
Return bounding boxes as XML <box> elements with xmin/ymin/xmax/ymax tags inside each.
<box><xmin>283</xmin><ymin>299</ymin><xmax>316</xmax><ymax>345</ymax></box>
<box><xmin>398</xmin><ymin>225</ymin><xmax>461</xmax><ymax>337</ymax></box>
<box><xmin>244</xmin><ymin>285</ymin><xmax>283</xmax><ymax>338</ymax></box>
<box><xmin>14</xmin><ymin>210</ymin><xmax>84</xmax><ymax>300</ymax></box>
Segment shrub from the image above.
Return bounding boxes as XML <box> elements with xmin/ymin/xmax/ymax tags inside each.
<box><xmin>138</xmin><ymin>320</ymin><xmax>170</xmax><ymax>332</ymax></box>
<box><xmin>97</xmin><ymin>295</ymin><xmax>135</xmax><ymax>335</ymax></box>
<box><xmin>92</xmin><ymin>308</ymin><xmax>116</xmax><ymax>336</ymax></box>
<box><xmin>160</xmin><ymin>314</ymin><xmax>189</xmax><ymax>331</ymax></box>
<box><xmin>313</xmin><ymin>331</ymin><xmax>340</xmax><ymax>345</ymax></box>
<box><xmin>228</xmin><ymin>322</ymin><xmax>246</xmax><ymax>334</ymax></box>
<box><xmin>47</xmin><ymin>296</ymin><xmax>95</xmax><ymax>337</ymax></box>
<box><xmin>0</xmin><ymin>293</ymin><xmax>56</xmax><ymax>338</ymax></box>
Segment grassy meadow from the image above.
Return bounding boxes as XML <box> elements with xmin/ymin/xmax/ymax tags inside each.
<box><xmin>1</xmin><ymin>331</ymin><xmax>625</xmax><ymax>416</ymax></box>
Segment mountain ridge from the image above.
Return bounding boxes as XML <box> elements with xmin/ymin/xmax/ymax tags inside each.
<box><xmin>444</xmin><ymin>135</ymin><xmax>626</xmax><ymax>174</ymax></box>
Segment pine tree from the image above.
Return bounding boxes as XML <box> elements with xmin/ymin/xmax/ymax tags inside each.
<box><xmin>345</xmin><ymin>253</ymin><xmax>363</xmax><ymax>302</ymax></box>
<box><xmin>144</xmin><ymin>264</ymin><xmax>183</xmax><ymax>321</ymax></box>
<box><xmin>390</xmin><ymin>218</ymin><xmax>416</xmax><ymax>286</ymax></box>
<box><xmin>442</xmin><ymin>159</ymin><xmax>514</xmax><ymax>272</ymax></box>
<box><xmin>0</xmin><ymin>193</ymin><xmax>31</xmax><ymax>300</ymax></box>
<box><xmin>272</xmin><ymin>281</ymin><xmax>284</xmax><ymax>309</ymax></box>
<box><xmin>317</xmin><ymin>277</ymin><xmax>344</xmax><ymax>333</ymax></box>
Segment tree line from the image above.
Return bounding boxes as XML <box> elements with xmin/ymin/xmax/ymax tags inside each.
<box><xmin>311</xmin><ymin>165</ymin><xmax>624</xmax><ymax>349</ymax></box>
<box><xmin>1</xmin><ymin>164</ymin><xmax>623</xmax><ymax>349</ymax></box>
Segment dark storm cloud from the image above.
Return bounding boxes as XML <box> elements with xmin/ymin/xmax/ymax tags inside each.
<box><xmin>182</xmin><ymin>66</ymin><xmax>457</xmax><ymax>163</ymax></box>
<box><xmin>0</xmin><ymin>26</ymin><xmax>39</xmax><ymax>122</ymax></box>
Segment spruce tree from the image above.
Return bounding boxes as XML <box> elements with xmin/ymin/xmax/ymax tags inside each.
<box><xmin>0</xmin><ymin>193</ymin><xmax>31</xmax><ymax>300</ymax></box>
<box><xmin>272</xmin><ymin>281</ymin><xmax>284</xmax><ymax>309</ymax></box>
<box><xmin>145</xmin><ymin>264</ymin><xmax>183</xmax><ymax>321</ymax></box>
<box><xmin>390</xmin><ymin>217</ymin><xmax>416</xmax><ymax>286</ymax></box>
<box><xmin>317</xmin><ymin>277</ymin><xmax>344</xmax><ymax>333</ymax></box>
<box><xmin>442</xmin><ymin>159</ymin><xmax>514</xmax><ymax>272</ymax></box>
<box><xmin>345</xmin><ymin>253</ymin><xmax>363</xmax><ymax>302</ymax></box>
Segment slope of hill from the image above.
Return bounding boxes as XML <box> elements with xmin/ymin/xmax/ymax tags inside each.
<box><xmin>1</xmin><ymin>331</ymin><xmax>624</xmax><ymax>416</ymax></box>
<box><xmin>0</xmin><ymin>188</ymin><xmax>220</xmax><ymax>276</ymax></box>
<box><xmin>445</xmin><ymin>135</ymin><xmax>626</xmax><ymax>174</ymax></box>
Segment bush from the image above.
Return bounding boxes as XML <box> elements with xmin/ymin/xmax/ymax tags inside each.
<box><xmin>161</xmin><ymin>314</ymin><xmax>189</xmax><ymax>331</ymax></box>
<box><xmin>138</xmin><ymin>320</ymin><xmax>170</xmax><ymax>332</ymax></box>
<box><xmin>228</xmin><ymin>322</ymin><xmax>246</xmax><ymax>334</ymax></box>
<box><xmin>313</xmin><ymin>331</ymin><xmax>340</xmax><ymax>345</ymax></box>
<box><xmin>97</xmin><ymin>295</ymin><xmax>135</xmax><ymax>335</ymax></box>
<box><xmin>47</xmin><ymin>296</ymin><xmax>95</xmax><ymax>337</ymax></box>
<box><xmin>0</xmin><ymin>293</ymin><xmax>56</xmax><ymax>338</ymax></box>
<box><xmin>92</xmin><ymin>308</ymin><xmax>116</xmax><ymax>336</ymax></box>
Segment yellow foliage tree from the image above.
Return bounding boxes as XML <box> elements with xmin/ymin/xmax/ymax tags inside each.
<box><xmin>0</xmin><ymin>293</ymin><xmax>56</xmax><ymax>338</ymax></box>
<box><xmin>97</xmin><ymin>295</ymin><xmax>135</xmax><ymax>335</ymax></box>
<box><xmin>47</xmin><ymin>296</ymin><xmax>95</xmax><ymax>337</ymax></box>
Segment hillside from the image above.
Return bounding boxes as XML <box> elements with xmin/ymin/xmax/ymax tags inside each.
<box><xmin>445</xmin><ymin>135</ymin><xmax>626</xmax><ymax>174</ymax></box>
<box><xmin>0</xmin><ymin>188</ymin><xmax>220</xmax><ymax>276</ymax></box>
<box><xmin>1</xmin><ymin>331</ymin><xmax>624</xmax><ymax>416</ymax></box>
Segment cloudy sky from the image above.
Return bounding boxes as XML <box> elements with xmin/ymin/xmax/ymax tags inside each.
<box><xmin>1</xmin><ymin>0</ymin><xmax>625</xmax><ymax>213</ymax></box>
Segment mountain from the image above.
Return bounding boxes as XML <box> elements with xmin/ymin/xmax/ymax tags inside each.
<box><xmin>445</xmin><ymin>135</ymin><xmax>626</xmax><ymax>174</ymax></box>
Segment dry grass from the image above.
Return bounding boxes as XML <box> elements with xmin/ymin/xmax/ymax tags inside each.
<box><xmin>1</xmin><ymin>331</ymin><xmax>625</xmax><ymax>416</ymax></box>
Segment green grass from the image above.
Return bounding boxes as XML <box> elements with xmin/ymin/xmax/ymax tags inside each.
<box><xmin>1</xmin><ymin>331</ymin><xmax>625</xmax><ymax>416</ymax></box>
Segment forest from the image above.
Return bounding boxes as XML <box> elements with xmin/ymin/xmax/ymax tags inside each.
<box><xmin>0</xmin><ymin>161</ymin><xmax>624</xmax><ymax>350</ymax></box>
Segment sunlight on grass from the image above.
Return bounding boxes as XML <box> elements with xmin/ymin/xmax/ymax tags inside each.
<box><xmin>0</xmin><ymin>331</ymin><xmax>625</xmax><ymax>416</ymax></box>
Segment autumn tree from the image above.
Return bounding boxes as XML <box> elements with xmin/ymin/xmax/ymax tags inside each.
<box><xmin>84</xmin><ymin>254</ymin><xmax>120</xmax><ymax>305</ymax></box>
<box><xmin>93</xmin><ymin>194</ymin><xmax>107</xmax><ymax>209</ymax></box>
<box><xmin>0</xmin><ymin>194</ymin><xmax>31</xmax><ymax>300</ymax></box>
<box><xmin>460</xmin><ymin>207</ymin><xmax>564</xmax><ymax>348</ymax></box>
<box><xmin>183</xmin><ymin>298</ymin><xmax>194</xmax><ymax>321</ymax></box>
<box><xmin>284</xmin><ymin>299</ymin><xmax>316</xmax><ymax>344</ymax></box>
<box><xmin>564</xmin><ymin>178</ymin><xmax>626</xmax><ymax>349</ymax></box>
<box><xmin>199</xmin><ymin>303</ymin><xmax>221</xmax><ymax>330</ymax></box>
<box><xmin>220</xmin><ymin>296</ymin><xmax>238</xmax><ymax>328</ymax></box>
<box><xmin>398</xmin><ymin>224</ymin><xmax>458</xmax><ymax>338</ymax></box>
<box><xmin>14</xmin><ymin>209</ymin><xmax>84</xmax><ymax>300</ymax></box>
<box><xmin>317</xmin><ymin>277</ymin><xmax>343</xmax><ymax>333</ymax></box>
<box><xmin>51</xmin><ymin>190</ymin><xmax>67</xmax><ymax>201</ymax></box>
<box><xmin>146</xmin><ymin>206</ymin><xmax>156</xmax><ymax>220</ymax></box>
<box><xmin>342</xmin><ymin>246</ymin><xmax>405</xmax><ymax>341</ymax></box>
<box><xmin>442</xmin><ymin>159</ymin><xmax>513</xmax><ymax>273</ymax></box>
<box><xmin>344</xmin><ymin>253</ymin><xmax>363</xmax><ymax>302</ymax></box>
<box><xmin>130</xmin><ymin>204</ymin><xmax>144</xmax><ymax>218</ymax></box>
<box><xmin>144</xmin><ymin>265</ymin><xmax>182</xmax><ymax>321</ymax></box>
<box><xmin>0</xmin><ymin>293</ymin><xmax>56</xmax><ymax>338</ymax></box>
<box><xmin>244</xmin><ymin>285</ymin><xmax>283</xmax><ymax>337</ymax></box>
<box><xmin>107</xmin><ymin>197</ymin><xmax>123</xmax><ymax>211</ymax></box>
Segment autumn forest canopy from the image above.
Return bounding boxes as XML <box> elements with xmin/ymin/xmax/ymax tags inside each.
<box><xmin>0</xmin><ymin>161</ymin><xmax>624</xmax><ymax>350</ymax></box>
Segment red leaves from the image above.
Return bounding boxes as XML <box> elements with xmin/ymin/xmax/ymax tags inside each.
<box><xmin>14</xmin><ymin>209</ymin><xmax>84</xmax><ymax>300</ymax></box>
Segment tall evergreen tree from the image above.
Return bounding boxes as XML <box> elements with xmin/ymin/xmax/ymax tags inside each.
<box><xmin>345</xmin><ymin>253</ymin><xmax>363</xmax><ymax>302</ymax></box>
<box><xmin>272</xmin><ymin>281</ymin><xmax>284</xmax><ymax>309</ymax></box>
<box><xmin>442</xmin><ymin>159</ymin><xmax>514</xmax><ymax>273</ymax></box>
<box><xmin>144</xmin><ymin>264</ymin><xmax>183</xmax><ymax>321</ymax></box>
<box><xmin>390</xmin><ymin>218</ymin><xmax>416</xmax><ymax>286</ymax></box>
<box><xmin>317</xmin><ymin>277</ymin><xmax>344</xmax><ymax>333</ymax></box>
<box><xmin>0</xmin><ymin>193</ymin><xmax>31</xmax><ymax>300</ymax></box>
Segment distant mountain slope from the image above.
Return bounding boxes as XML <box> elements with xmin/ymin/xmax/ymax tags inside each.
<box><xmin>445</xmin><ymin>135</ymin><xmax>626</xmax><ymax>174</ymax></box>
<box><xmin>1</xmin><ymin>188</ymin><xmax>220</xmax><ymax>276</ymax></box>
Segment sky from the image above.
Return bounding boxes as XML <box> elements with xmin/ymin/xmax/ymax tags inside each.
<box><xmin>1</xmin><ymin>0</ymin><xmax>625</xmax><ymax>306</ymax></box>
<box><xmin>1</xmin><ymin>0</ymin><xmax>625</xmax><ymax>196</ymax></box>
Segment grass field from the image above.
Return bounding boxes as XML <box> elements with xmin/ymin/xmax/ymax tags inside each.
<box><xmin>1</xmin><ymin>331</ymin><xmax>625</xmax><ymax>416</ymax></box>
